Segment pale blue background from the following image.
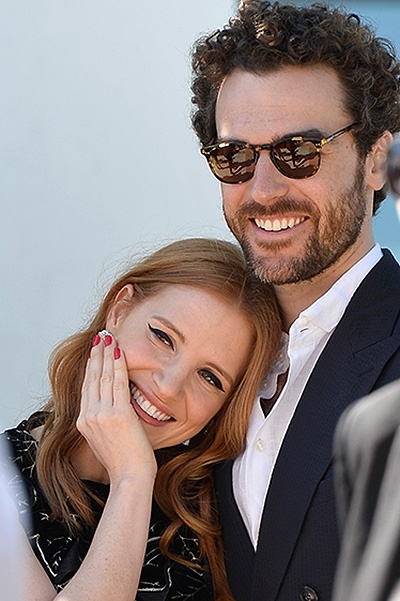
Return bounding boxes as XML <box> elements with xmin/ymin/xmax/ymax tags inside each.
<box><xmin>1</xmin><ymin>1</ymin><xmax>399</xmax><ymax>427</ymax></box>
<box><xmin>0</xmin><ymin>1</ymin><xmax>237</xmax><ymax>427</ymax></box>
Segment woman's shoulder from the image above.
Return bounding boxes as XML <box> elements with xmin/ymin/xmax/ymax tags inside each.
<box><xmin>0</xmin><ymin>412</ymin><xmax>46</xmax><ymax>468</ymax></box>
<box><xmin>0</xmin><ymin>412</ymin><xmax>48</xmax><ymax>516</ymax></box>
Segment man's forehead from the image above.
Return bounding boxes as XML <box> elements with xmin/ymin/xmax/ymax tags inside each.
<box><xmin>215</xmin><ymin>66</ymin><xmax>348</xmax><ymax>140</ymax></box>
<box><xmin>217</xmin><ymin>65</ymin><xmax>345</xmax><ymax>107</ymax></box>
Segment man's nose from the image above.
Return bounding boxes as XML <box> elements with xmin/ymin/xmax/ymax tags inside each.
<box><xmin>248</xmin><ymin>151</ymin><xmax>290</xmax><ymax>203</ymax></box>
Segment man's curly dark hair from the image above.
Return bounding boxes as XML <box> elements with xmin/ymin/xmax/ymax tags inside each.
<box><xmin>190</xmin><ymin>0</ymin><xmax>400</xmax><ymax>212</ymax></box>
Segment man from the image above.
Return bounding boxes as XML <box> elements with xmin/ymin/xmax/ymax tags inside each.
<box><xmin>332</xmin><ymin>147</ymin><xmax>400</xmax><ymax>601</ymax></box>
<box><xmin>190</xmin><ymin>2</ymin><xmax>400</xmax><ymax>600</ymax></box>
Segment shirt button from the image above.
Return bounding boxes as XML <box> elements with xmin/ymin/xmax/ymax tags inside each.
<box><xmin>255</xmin><ymin>438</ymin><xmax>265</xmax><ymax>452</ymax></box>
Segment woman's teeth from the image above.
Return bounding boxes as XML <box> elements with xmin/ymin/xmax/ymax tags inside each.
<box><xmin>254</xmin><ymin>216</ymin><xmax>306</xmax><ymax>231</ymax></box>
<box><xmin>130</xmin><ymin>383</ymin><xmax>172</xmax><ymax>422</ymax></box>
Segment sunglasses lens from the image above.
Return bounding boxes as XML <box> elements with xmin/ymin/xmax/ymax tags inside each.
<box><xmin>272</xmin><ymin>139</ymin><xmax>320</xmax><ymax>179</ymax></box>
<box><xmin>205</xmin><ymin>138</ymin><xmax>322</xmax><ymax>183</ymax></box>
<box><xmin>208</xmin><ymin>145</ymin><xmax>256</xmax><ymax>184</ymax></box>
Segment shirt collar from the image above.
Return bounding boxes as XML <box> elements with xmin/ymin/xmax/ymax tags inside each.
<box><xmin>257</xmin><ymin>244</ymin><xmax>383</xmax><ymax>402</ymax></box>
<box><xmin>295</xmin><ymin>243</ymin><xmax>383</xmax><ymax>334</ymax></box>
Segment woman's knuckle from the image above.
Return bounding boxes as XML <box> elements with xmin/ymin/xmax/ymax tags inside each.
<box><xmin>100</xmin><ymin>373</ymin><xmax>113</xmax><ymax>385</ymax></box>
<box><xmin>114</xmin><ymin>379</ymin><xmax>127</xmax><ymax>392</ymax></box>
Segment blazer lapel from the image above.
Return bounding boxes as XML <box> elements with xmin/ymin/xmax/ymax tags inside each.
<box><xmin>252</xmin><ymin>250</ymin><xmax>400</xmax><ymax>601</ymax></box>
<box><xmin>215</xmin><ymin>461</ymin><xmax>256</xmax><ymax>599</ymax></box>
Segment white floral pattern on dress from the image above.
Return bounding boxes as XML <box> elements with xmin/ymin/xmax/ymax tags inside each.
<box><xmin>0</xmin><ymin>418</ymin><xmax>213</xmax><ymax>600</ymax></box>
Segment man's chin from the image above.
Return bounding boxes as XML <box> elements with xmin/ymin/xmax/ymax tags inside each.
<box><xmin>248</xmin><ymin>246</ymin><xmax>335</xmax><ymax>285</ymax></box>
<box><xmin>240</xmin><ymin>242</ymin><xmax>306</xmax><ymax>285</ymax></box>
<box><xmin>249</xmin><ymin>257</ymin><xmax>302</xmax><ymax>285</ymax></box>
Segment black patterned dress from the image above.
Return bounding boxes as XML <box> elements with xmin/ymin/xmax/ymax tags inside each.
<box><xmin>0</xmin><ymin>420</ymin><xmax>213</xmax><ymax>600</ymax></box>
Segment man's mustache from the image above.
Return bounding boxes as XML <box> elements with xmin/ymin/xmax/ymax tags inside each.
<box><xmin>236</xmin><ymin>198</ymin><xmax>319</xmax><ymax>220</ymax></box>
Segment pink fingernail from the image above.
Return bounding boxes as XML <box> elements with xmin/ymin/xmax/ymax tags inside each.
<box><xmin>104</xmin><ymin>334</ymin><xmax>113</xmax><ymax>347</ymax></box>
<box><xmin>92</xmin><ymin>334</ymin><xmax>101</xmax><ymax>347</ymax></box>
<box><xmin>114</xmin><ymin>346</ymin><xmax>121</xmax><ymax>360</ymax></box>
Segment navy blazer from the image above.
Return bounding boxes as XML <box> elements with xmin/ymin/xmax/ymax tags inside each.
<box><xmin>216</xmin><ymin>250</ymin><xmax>400</xmax><ymax>601</ymax></box>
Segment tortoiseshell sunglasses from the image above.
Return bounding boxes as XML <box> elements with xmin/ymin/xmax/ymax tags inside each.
<box><xmin>201</xmin><ymin>122</ymin><xmax>358</xmax><ymax>184</ymax></box>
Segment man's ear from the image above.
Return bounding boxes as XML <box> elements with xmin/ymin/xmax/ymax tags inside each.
<box><xmin>365</xmin><ymin>131</ymin><xmax>393</xmax><ymax>191</ymax></box>
<box><xmin>106</xmin><ymin>284</ymin><xmax>135</xmax><ymax>330</ymax></box>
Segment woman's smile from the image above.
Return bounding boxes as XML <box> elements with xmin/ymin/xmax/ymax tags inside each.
<box><xmin>107</xmin><ymin>283</ymin><xmax>254</xmax><ymax>449</ymax></box>
<box><xmin>129</xmin><ymin>382</ymin><xmax>174</xmax><ymax>424</ymax></box>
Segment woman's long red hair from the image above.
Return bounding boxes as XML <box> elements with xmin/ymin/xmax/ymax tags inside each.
<box><xmin>32</xmin><ymin>238</ymin><xmax>282</xmax><ymax>600</ymax></box>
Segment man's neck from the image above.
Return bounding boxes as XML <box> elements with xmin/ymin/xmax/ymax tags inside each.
<box><xmin>276</xmin><ymin>239</ymin><xmax>375</xmax><ymax>330</ymax></box>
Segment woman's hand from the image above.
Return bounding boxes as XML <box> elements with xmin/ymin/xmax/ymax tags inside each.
<box><xmin>29</xmin><ymin>331</ymin><xmax>157</xmax><ymax>601</ymax></box>
<box><xmin>76</xmin><ymin>332</ymin><xmax>157</xmax><ymax>485</ymax></box>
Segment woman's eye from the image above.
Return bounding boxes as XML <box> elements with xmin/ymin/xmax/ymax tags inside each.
<box><xmin>148</xmin><ymin>324</ymin><xmax>174</xmax><ymax>350</ymax></box>
<box><xmin>199</xmin><ymin>369</ymin><xmax>225</xmax><ymax>392</ymax></box>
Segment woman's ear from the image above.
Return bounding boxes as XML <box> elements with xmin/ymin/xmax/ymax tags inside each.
<box><xmin>365</xmin><ymin>131</ymin><xmax>393</xmax><ymax>191</ymax></box>
<box><xmin>106</xmin><ymin>284</ymin><xmax>135</xmax><ymax>330</ymax></box>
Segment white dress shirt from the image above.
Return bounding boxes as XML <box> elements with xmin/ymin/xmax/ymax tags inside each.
<box><xmin>233</xmin><ymin>244</ymin><xmax>383</xmax><ymax>548</ymax></box>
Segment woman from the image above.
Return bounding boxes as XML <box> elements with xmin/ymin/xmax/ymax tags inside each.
<box><xmin>1</xmin><ymin>238</ymin><xmax>282</xmax><ymax>601</ymax></box>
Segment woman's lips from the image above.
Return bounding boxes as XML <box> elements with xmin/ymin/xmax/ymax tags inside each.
<box><xmin>129</xmin><ymin>382</ymin><xmax>173</xmax><ymax>424</ymax></box>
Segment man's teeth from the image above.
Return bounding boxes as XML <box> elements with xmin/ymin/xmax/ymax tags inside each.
<box><xmin>130</xmin><ymin>383</ymin><xmax>172</xmax><ymax>422</ymax></box>
<box><xmin>254</xmin><ymin>217</ymin><xmax>306</xmax><ymax>231</ymax></box>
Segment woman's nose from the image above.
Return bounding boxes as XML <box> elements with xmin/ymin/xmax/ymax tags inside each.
<box><xmin>153</xmin><ymin>365</ymin><xmax>185</xmax><ymax>402</ymax></box>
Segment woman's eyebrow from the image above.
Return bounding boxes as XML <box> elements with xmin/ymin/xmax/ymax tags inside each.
<box><xmin>152</xmin><ymin>316</ymin><xmax>185</xmax><ymax>343</ymax></box>
<box><xmin>207</xmin><ymin>362</ymin><xmax>234</xmax><ymax>387</ymax></box>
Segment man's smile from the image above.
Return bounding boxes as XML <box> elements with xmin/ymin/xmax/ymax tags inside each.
<box><xmin>254</xmin><ymin>216</ymin><xmax>307</xmax><ymax>232</ymax></box>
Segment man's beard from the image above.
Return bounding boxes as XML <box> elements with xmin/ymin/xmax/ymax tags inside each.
<box><xmin>224</xmin><ymin>162</ymin><xmax>368</xmax><ymax>285</ymax></box>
